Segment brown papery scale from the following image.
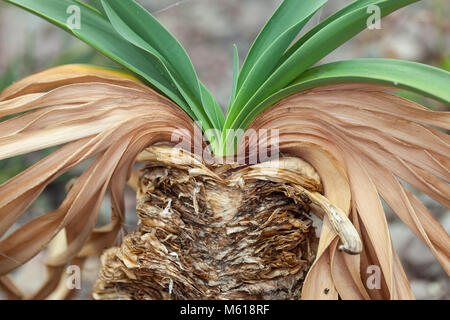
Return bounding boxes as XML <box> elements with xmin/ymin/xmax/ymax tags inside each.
<box><xmin>93</xmin><ymin>145</ymin><xmax>360</xmax><ymax>299</ymax></box>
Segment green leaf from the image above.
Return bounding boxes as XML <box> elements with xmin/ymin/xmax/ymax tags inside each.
<box><xmin>100</xmin><ymin>0</ymin><xmax>223</xmax><ymax>132</ymax></box>
<box><xmin>229</xmin><ymin>44</ymin><xmax>240</xmax><ymax>108</ymax></box>
<box><xmin>236</xmin><ymin>59</ymin><xmax>450</xmax><ymax>131</ymax></box>
<box><xmin>200</xmin><ymin>81</ymin><xmax>224</xmax><ymax>130</ymax></box>
<box><xmin>223</xmin><ymin>0</ymin><xmax>420</xmax><ymax>147</ymax></box>
<box><xmin>86</xmin><ymin>0</ymin><xmax>106</xmax><ymax>16</ymax></box>
<box><xmin>4</xmin><ymin>0</ymin><xmax>193</xmax><ymax>119</ymax></box>
<box><xmin>99</xmin><ymin>0</ymin><xmax>210</xmax><ymax>131</ymax></box>
<box><xmin>231</xmin><ymin>0</ymin><xmax>327</xmax><ymax>116</ymax></box>
<box><xmin>280</xmin><ymin>0</ymin><xmax>385</xmax><ymax>65</ymax></box>
<box><xmin>199</xmin><ymin>81</ymin><xmax>223</xmax><ymax>151</ymax></box>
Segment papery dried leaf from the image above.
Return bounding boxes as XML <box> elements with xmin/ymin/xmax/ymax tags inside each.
<box><xmin>0</xmin><ymin>65</ymin><xmax>194</xmax><ymax>299</ymax></box>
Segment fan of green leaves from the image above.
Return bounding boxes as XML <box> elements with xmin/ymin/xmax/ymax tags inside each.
<box><xmin>4</xmin><ymin>0</ymin><xmax>450</xmax><ymax>156</ymax></box>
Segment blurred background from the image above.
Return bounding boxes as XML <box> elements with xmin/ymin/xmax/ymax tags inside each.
<box><xmin>0</xmin><ymin>0</ymin><xmax>448</xmax><ymax>299</ymax></box>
